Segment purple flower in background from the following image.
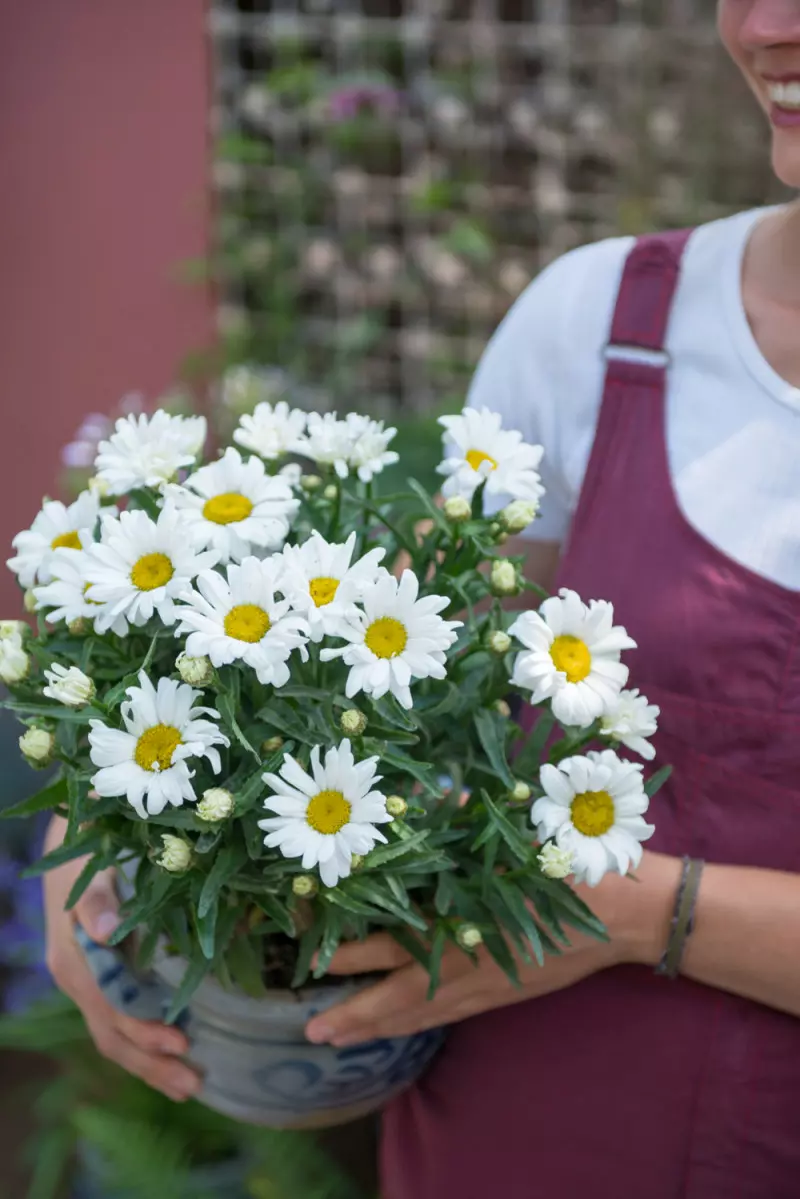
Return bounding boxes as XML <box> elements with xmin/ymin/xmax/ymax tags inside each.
<box><xmin>0</xmin><ymin>852</ymin><xmax>52</xmax><ymax>1012</ymax></box>
<box><xmin>327</xmin><ymin>83</ymin><xmax>402</xmax><ymax>122</ymax></box>
<box><xmin>60</xmin><ymin>392</ymin><xmax>144</xmax><ymax>470</ymax></box>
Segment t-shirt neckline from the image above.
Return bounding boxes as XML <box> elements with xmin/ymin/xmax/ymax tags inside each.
<box><xmin>721</xmin><ymin>204</ymin><xmax>800</xmax><ymax>416</ymax></box>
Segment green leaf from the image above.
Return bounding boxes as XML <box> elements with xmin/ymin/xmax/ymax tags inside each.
<box><xmin>196</xmin><ymin>897</ymin><xmax>218</xmax><ymax>960</ymax></box>
<box><xmin>406</xmin><ymin>477</ymin><xmax>449</xmax><ymax>533</ymax></box>
<box><xmin>389</xmin><ymin>926</ymin><xmax>430</xmax><ymax>971</ymax></box>
<box><xmin>362</xmin><ymin>828</ymin><xmax>431</xmax><ymax>868</ymax></box>
<box><xmin>434</xmin><ymin>872</ymin><xmax>455</xmax><ymax>916</ymax></box>
<box><xmin>426</xmin><ymin>924</ymin><xmax>447</xmax><ymax>999</ymax></box>
<box><xmin>127</xmin><ymin>488</ymin><xmax>162</xmax><ymax>519</ymax></box>
<box><xmin>347</xmin><ymin>879</ymin><xmax>428</xmax><ymax>931</ymax></box>
<box><xmin>198</xmin><ymin>845</ymin><xmax>247</xmax><ymax>918</ymax></box>
<box><xmin>493</xmin><ymin>877</ymin><xmax>544</xmax><ymax>965</ymax></box>
<box><xmin>2</xmin><ymin>700</ymin><xmax>99</xmax><ymax>723</ymax></box>
<box><xmin>368</xmin><ymin>694</ymin><xmax>418</xmax><ymax>732</ymax></box>
<box><xmin>255</xmin><ymin>700</ymin><xmax>320</xmax><ymax>747</ymax></box>
<box><xmin>255</xmin><ymin>892</ymin><xmax>295</xmax><ymax>938</ymax></box>
<box><xmin>481</xmin><ymin>927</ymin><xmax>521</xmax><ymax>987</ymax></box>
<box><xmin>474</xmin><ymin>709</ymin><xmax>516</xmax><ymax>789</ymax></box>
<box><xmin>22</xmin><ymin>830</ymin><xmax>103</xmax><ymax>877</ymax></box>
<box><xmin>645</xmin><ymin>763</ymin><xmax>672</xmax><ymax>797</ymax></box>
<box><xmin>374</xmin><ymin>745</ymin><xmax>442</xmax><ymax>797</ymax></box>
<box><xmin>324</xmin><ymin>888</ymin><xmax>383</xmax><ymax>919</ymax></box>
<box><xmin>0</xmin><ymin>773</ymin><xmax>66</xmax><ymax>820</ymax></box>
<box><xmin>313</xmin><ymin>909</ymin><xmax>345</xmax><ymax>978</ymax></box>
<box><xmin>65</xmin><ymin>852</ymin><xmax>117</xmax><ymax>911</ymax></box>
<box><xmin>513</xmin><ymin>707</ymin><xmax>555</xmax><ymax>779</ymax></box>
<box><xmin>165</xmin><ymin>948</ymin><xmax>213</xmax><ymax>1023</ymax></box>
<box><xmin>26</xmin><ymin>1126</ymin><xmax>74</xmax><ymax>1199</ymax></box>
<box><xmin>226</xmin><ymin>933</ymin><xmax>267</xmax><ymax>998</ymax></box>
<box><xmin>293</xmin><ymin>921</ymin><xmax>324</xmax><ymax>988</ymax></box>
<box><xmin>103</xmin><ymin>670</ymin><xmax>140</xmax><ymax>710</ymax></box>
<box><xmin>217</xmin><ymin>691</ymin><xmax>260</xmax><ymax>764</ymax></box>
<box><xmin>482</xmin><ymin>791</ymin><xmax>533</xmax><ymax>865</ymax></box>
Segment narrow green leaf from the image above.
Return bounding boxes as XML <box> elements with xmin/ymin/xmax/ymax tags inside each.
<box><xmin>645</xmin><ymin>763</ymin><xmax>672</xmax><ymax>797</ymax></box>
<box><xmin>482</xmin><ymin>927</ymin><xmax>521</xmax><ymax>987</ymax></box>
<box><xmin>255</xmin><ymin>892</ymin><xmax>295</xmax><ymax>938</ymax></box>
<box><xmin>324</xmin><ymin>888</ymin><xmax>382</xmax><ymax>919</ymax></box>
<box><xmin>426</xmin><ymin>924</ymin><xmax>447</xmax><ymax>999</ymax></box>
<box><xmin>217</xmin><ymin>691</ymin><xmax>260</xmax><ymax>764</ymax></box>
<box><xmin>255</xmin><ymin>700</ymin><xmax>319</xmax><ymax>746</ymax></box>
<box><xmin>165</xmin><ymin>949</ymin><xmax>213</xmax><ymax>1023</ymax></box>
<box><xmin>27</xmin><ymin>1126</ymin><xmax>74</xmax><ymax>1199</ymax></box>
<box><xmin>313</xmin><ymin>909</ymin><xmax>344</xmax><ymax>978</ymax></box>
<box><xmin>434</xmin><ymin>872</ymin><xmax>455</xmax><ymax>916</ymax></box>
<box><xmin>406</xmin><ymin>477</ymin><xmax>449</xmax><ymax>533</ymax></box>
<box><xmin>292</xmin><ymin>921</ymin><xmax>323</xmax><ymax>988</ymax></box>
<box><xmin>389</xmin><ymin>926</ymin><xmax>430</xmax><ymax>971</ymax></box>
<box><xmin>22</xmin><ymin>831</ymin><xmax>103</xmax><ymax>877</ymax></box>
<box><xmin>197</xmin><ymin>898</ymin><xmax>218</xmax><ymax>960</ymax></box>
<box><xmin>225</xmin><ymin>933</ymin><xmax>266</xmax><ymax>998</ymax></box>
<box><xmin>0</xmin><ymin>773</ymin><xmax>66</xmax><ymax>820</ymax></box>
<box><xmin>362</xmin><ymin>828</ymin><xmax>430</xmax><ymax>868</ymax></box>
<box><xmin>368</xmin><ymin>694</ymin><xmax>418</xmax><ymax>732</ymax></box>
<box><xmin>65</xmin><ymin>852</ymin><xmax>117</xmax><ymax>911</ymax></box>
<box><xmin>375</xmin><ymin>745</ymin><xmax>442</xmax><ymax>796</ymax></box>
<box><xmin>494</xmin><ymin>877</ymin><xmax>544</xmax><ymax>965</ymax></box>
<box><xmin>347</xmin><ymin>879</ymin><xmax>428</xmax><ymax>931</ymax></box>
<box><xmin>3</xmin><ymin>700</ymin><xmax>99</xmax><ymax>723</ymax></box>
<box><xmin>474</xmin><ymin>709</ymin><xmax>516</xmax><ymax>788</ymax></box>
<box><xmin>103</xmin><ymin>671</ymin><xmax>140</xmax><ymax>710</ymax></box>
<box><xmin>482</xmin><ymin>792</ymin><xmax>533</xmax><ymax>864</ymax></box>
<box><xmin>198</xmin><ymin>845</ymin><xmax>247</xmax><ymax>918</ymax></box>
<box><xmin>513</xmin><ymin>707</ymin><xmax>555</xmax><ymax>779</ymax></box>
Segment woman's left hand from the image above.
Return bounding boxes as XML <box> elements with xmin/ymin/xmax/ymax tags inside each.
<box><xmin>305</xmin><ymin>851</ymin><xmax>681</xmax><ymax>1047</ymax></box>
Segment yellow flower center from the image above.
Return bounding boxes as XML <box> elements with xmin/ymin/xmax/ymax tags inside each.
<box><xmin>466</xmin><ymin>449</ymin><xmax>497</xmax><ymax>472</ymax></box>
<box><xmin>571</xmin><ymin>790</ymin><xmax>615</xmax><ymax>837</ymax></box>
<box><xmin>51</xmin><ymin>531</ymin><xmax>81</xmax><ymax>551</ymax></box>
<box><xmin>550</xmin><ymin>634</ymin><xmax>592</xmax><ymax>683</ymax></box>
<box><xmin>134</xmin><ymin>724</ymin><xmax>182</xmax><ymax>772</ymax></box>
<box><xmin>130</xmin><ymin>552</ymin><xmax>174</xmax><ymax>592</ymax></box>
<box><xmin>309</xmin><ymin>576</ymin><xmax>340</xmax><ymax>607</ymax></box>
<box><xmin>203</xmin><ymin>491</ymin><xmax>254</xmax><ymax>525</ymax></box>
<box><xmin>306</xmin><ymin>789</ymin><xmax>352</xmax><ymax>835</ymax></box>
<box><xmin>224</xmin><ymin>603</ymin><xmax>271</xmax><ymax>642</ymax></box>
<box><xmin>364</xmin><ymin>616</ymin><xmax>407</xmax><ymax>659</ymax></box>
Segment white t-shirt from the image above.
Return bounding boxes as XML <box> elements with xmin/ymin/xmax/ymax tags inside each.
<box><xmin>468</xmin><ymin>206</ymin><xmax>800</xmax><ymax>591</ymax></box>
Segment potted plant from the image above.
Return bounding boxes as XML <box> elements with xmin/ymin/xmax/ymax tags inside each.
<box><xmin>1</xmin><ymin>372</ymin><xmax>664</xmax><ymax>1129</ymax></box>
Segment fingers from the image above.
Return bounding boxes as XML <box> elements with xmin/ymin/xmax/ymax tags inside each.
<box><xmin>73</xmin><ymin>866</ymin><xmax>121</xmax><ymax>943</ymax></box>
<box><xmin>306</xmin><ymin>962</ymin><xmax>428</xmax><ymax>1045</ymax></box>
<box><xmin>85</xmin><ymin>1013</ymin><xmax>201</xmax><ymax>1103</ymax></box>
<box><xmin>322</xmin><ymin>933</ymin><xmax>413</xmax><ymax>975</ymax></box>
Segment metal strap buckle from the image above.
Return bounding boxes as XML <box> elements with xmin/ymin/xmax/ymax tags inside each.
<box><xmin>603</xmin><ymin>343</ymin><xmax>670</xmax><ymax>369</ymax></box>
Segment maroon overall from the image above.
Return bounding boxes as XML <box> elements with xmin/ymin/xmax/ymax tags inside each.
<box><xmin>381</xmin><ymin>231</ymin><xmax>800</xmax><ymax>1198</ymax></box>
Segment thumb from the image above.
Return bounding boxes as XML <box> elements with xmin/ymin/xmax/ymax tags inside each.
<box><xmin>74</xmin><ymin>867</ymin><xmax>120</xmax><ymax>943</ymax></box>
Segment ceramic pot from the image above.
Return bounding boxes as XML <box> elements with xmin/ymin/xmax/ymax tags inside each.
<box><xmin>77</xmin><ymin>927</ymin><xmax>443</xmax><ymax>1130</ymax></box>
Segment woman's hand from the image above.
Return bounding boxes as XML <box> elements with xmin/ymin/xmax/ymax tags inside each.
<box><xmin>305</xmin><ymin>852</ymin><xmax>681</xmax><ymax>1046</ymax></box>
<box><xmin>43</xmin><ymin>816</ymin><xmax>201</xmax><ymax>1102</ymax></box>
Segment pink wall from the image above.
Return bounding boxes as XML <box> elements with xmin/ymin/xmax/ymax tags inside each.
<box><xmin>0</xmin><ymin>0</ymin><xmax>213</xmax><ymax>612</ymax></box>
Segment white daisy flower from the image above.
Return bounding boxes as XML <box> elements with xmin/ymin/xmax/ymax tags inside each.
<box><xmin>279</xmin><ymin>462</ymin><xmax>303</xmax><ymax>488</ymax></box>
<box><xmin>344</xmin><ymin>414</ymin><xmax>399</xmax><ymax>482</ymax></box>
<box><xmin>258</xmin><ymin>739</ymin><xmax>391</xmax><ymax>888</ymax></box>
<box><xmin>168</xmin><ymin>447</ymin><xmax>299</xmax><ymax>564</ymax></box>
<box><xmin>82</xmin><ymin>505</ymin><xmax>217</xmax><ymax>635</ymax></box>
<box><xmin>302</xmin><ymin>412</ymin><xmax>354</xmax><ymax>479</ymax></box>
<box><xmin>94</xmin><ymin>411</ymin><xmax>207</xmax><ymax>495</ymax></box>
<box><xmin>534</xmin><ymin>750</ymin><xmax>655</xmax><ymax>887</ymax></box>
<box><xmin>279</xmin><ymin>531</ymin><xmax>386</xmax><ymax>642</ymax></box>
<box><xmin>233</xmin><ymin>399</ymin><xmax>307</xmax><ymax>461</ymax></box>
<box><xmin>509</xmin><ymin>588</ymin><xmax>636</xmax><ymax>728</ymax></box>
<box><xmin>600</xmin><ymin>689</ymin><xmax>660</xmax><ymax>761</ymax></box>
<box><xmin>175</xmin><ymin>556</ymin><xmax>310</xmax><ymax>687</ymax></box>
<box><xmin>0</xmin><ymin>630</ymin><xmax>30</xmax><ymax>684</ymax></box>
<box><xmin>88</xmin><ymin>672</ymin><xmax>229</xmax><ymax>819</ymax></box>
<box><xmin>7</xmin><ymin>491</ymin><xmax>102</xmax><ymax>588</ymax></box>
<box><xmin>321</xmin><ymin>569</ymin><xmax>462</xmax><ymax>710</ymax></box>
<box><xmin>437</xmin><ymin>406</ymin><xmax>545</xmax><ymax>512</ymax></box>
<box><xmin>33</xmin><ymin>548</ymin><xmax>127</xmax><ymax>637</ymax></box>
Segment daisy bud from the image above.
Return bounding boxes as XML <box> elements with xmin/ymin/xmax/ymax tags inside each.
<box><xmin>323</xmin><ymin>484</ymin><xmax>338</xmax><ymax>501</ymax></box>
<box><xmin>23</xmin><ymin>590</ymin><xmax>38</xmax><ymax>614</ymax></box>
<box><xmin>350</xmin><ymin>854</ymin><xmax>365</xmax><ymax>871</ymax></box>
<box><xmin>340</xmin><ymin>708</ymin><xmax>367</xmax><ymax>736</ymax></box>
<box><xmin>300</xmin><ymin>474</ymin><xmax>322</xmax><ymax>491</ymax></box>
<box><xmin>489</xmin><ymin>522</ymin><xmax>501</xmax><ymax>537</ymax></box>
<box><xmin>261</xmin><ymin>735</ymin><xmax>284</xmax><ymax>754</ymax></box>
<box><xmin>157</xmin><ymin>834</ymin><xmax>192</xmax><ymax>874</ymax></box>
<box><xmin>496</xmin><ymin>532</ymin><xmax>509</xmax><ymax>545</ymax></box>
<box><xmin>0</xmin><ymin>646</ymin><xmax>30</xmax><ymax>685</ymax></box>
<box><xmin>500</xmin><ymin>499</ymin><xmax>538</xmax><ymax>534</ymax></box>
<box><xmin>386</xmin><ymin>795</ymin><xmax>407</xmax><ymax>818</ymax></box>
<box><xmin>67</xmin><ymin>618</ymin><xmax>89</xmax><ymax>636</ymax></box>
<box><xmin>197</xmin><ymin>787</ymin><xmax>235</xmax><ymax>822</ymax></box>
<box><xmin>487</xmin><ymin>630</ymin><xmax>512</xmax><ymax>655</ymax></box>
<box><xmin>443</xmin><ymin>495</ymin><xmax>472</xmax><ymax>524</ymax></box>
<box><xmin>43</xmin><ymin>664</ymin><xmax>95</xmax><ymax>708</ymax></box>
<box><xmin>19</xmin><ymin>727</ymin><xmax>55</xmax><ymax>767</ymax></box>
<box><xmin>456</xmin><ymin>924</ymin><xmax>483</xmax><ymax>951</ymax></box>
<box><xmin>490</xmin><ymin>560</ymin><xmax>519</xmax><ymax>597</ymax></box>
<box><xmin>493</xmin><ymin>699</ymin><xmax>512</xmax><ymax>719</ymax></box>
<box><xmin>292</xmin><ymin>874</ymin><xmax>319</xmax><ymax>898</ymax></box>
<box><xmin>176</xmin><ymin>653</ymin><xmax>214</xmax><ymax>687</ymax></box>
<box><xmin>510</xmin><ymin>780</ymin><xmax>531</xmax><ymax>802</ymax></box>
<box><xmin>537</xmin><ymin>842</ymin><xmax>574</xmax><ymax>880</ymax></box>
<box><xmin>0</xmin><ymin>621</ymin><xmax>26</xmax><ymax>640</ymax></box>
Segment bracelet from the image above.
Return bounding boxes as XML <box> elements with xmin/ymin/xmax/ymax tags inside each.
<box><xmin>654</xmin><ymin>856</ymin><xmax>704</xmax><ymax>980</ymax></box>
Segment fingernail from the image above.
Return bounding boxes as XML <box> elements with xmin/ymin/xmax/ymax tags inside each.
<box><xmin>94</xmin><ymin>912</ymin><xmax>120</xmax><ymax>939</ymax></box>
<box><xmin>306</xmin><ymin>1022</ymin><xmax>334</xmax><ymax>1044</ymax></box>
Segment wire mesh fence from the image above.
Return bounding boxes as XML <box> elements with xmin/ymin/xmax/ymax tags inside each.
<box><xmin>206</xmin><ymin>0</ymin><xmax>787</xmax><ymax>415</ymax></box>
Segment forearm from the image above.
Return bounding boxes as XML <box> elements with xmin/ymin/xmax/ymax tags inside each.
<box><xmin>611</xmin><ymin>851</ymin><xmax>800</xmax><ymax>1018</ymax></box>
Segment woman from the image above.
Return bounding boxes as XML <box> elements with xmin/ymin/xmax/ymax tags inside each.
<box><xmin>45</xmin><ymin>2</ymin><xmax>800</xmax><ymax>1195</ymax></box>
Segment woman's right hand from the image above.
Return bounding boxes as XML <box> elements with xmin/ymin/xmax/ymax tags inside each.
<box><xmin>43</xmin><ymin>816</ymin><xmax>201</xmax><ymax>1102</ymax></box>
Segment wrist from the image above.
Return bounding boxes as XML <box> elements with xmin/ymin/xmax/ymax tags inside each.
<box><xmin>587</xmin><ymin>852</ymin><xmax>684</xmax><ymax>967</ymax></box>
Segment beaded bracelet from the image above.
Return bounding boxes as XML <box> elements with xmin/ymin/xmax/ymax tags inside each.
<box><xmin>654</xmin><ymin>856</ymin><xmax>705</xmax><ymax>980</ymax></box>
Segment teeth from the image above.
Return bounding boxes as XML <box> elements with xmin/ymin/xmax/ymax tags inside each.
<box><xmin>768</xmin><ymin>81</ymin><xmax>800</xmax><ymax>109</ymax></box>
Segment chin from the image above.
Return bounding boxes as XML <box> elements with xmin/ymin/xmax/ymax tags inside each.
<box><xmin>771</xmin><ymin>134</ymin><xmax>800</xmax><ymax>190</ymax></box>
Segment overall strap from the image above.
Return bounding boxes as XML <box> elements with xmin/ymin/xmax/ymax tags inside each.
<box><xmin>564</xmin><ymin>228</ymin><xmax>694</xmax><ymax>543</ymax></box>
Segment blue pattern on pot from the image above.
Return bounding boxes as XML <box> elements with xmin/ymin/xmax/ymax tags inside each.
<box><xmin>77</xmin><ymin>927</ymin><xmax>443</xmax><ymax>1129</ymax></box>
